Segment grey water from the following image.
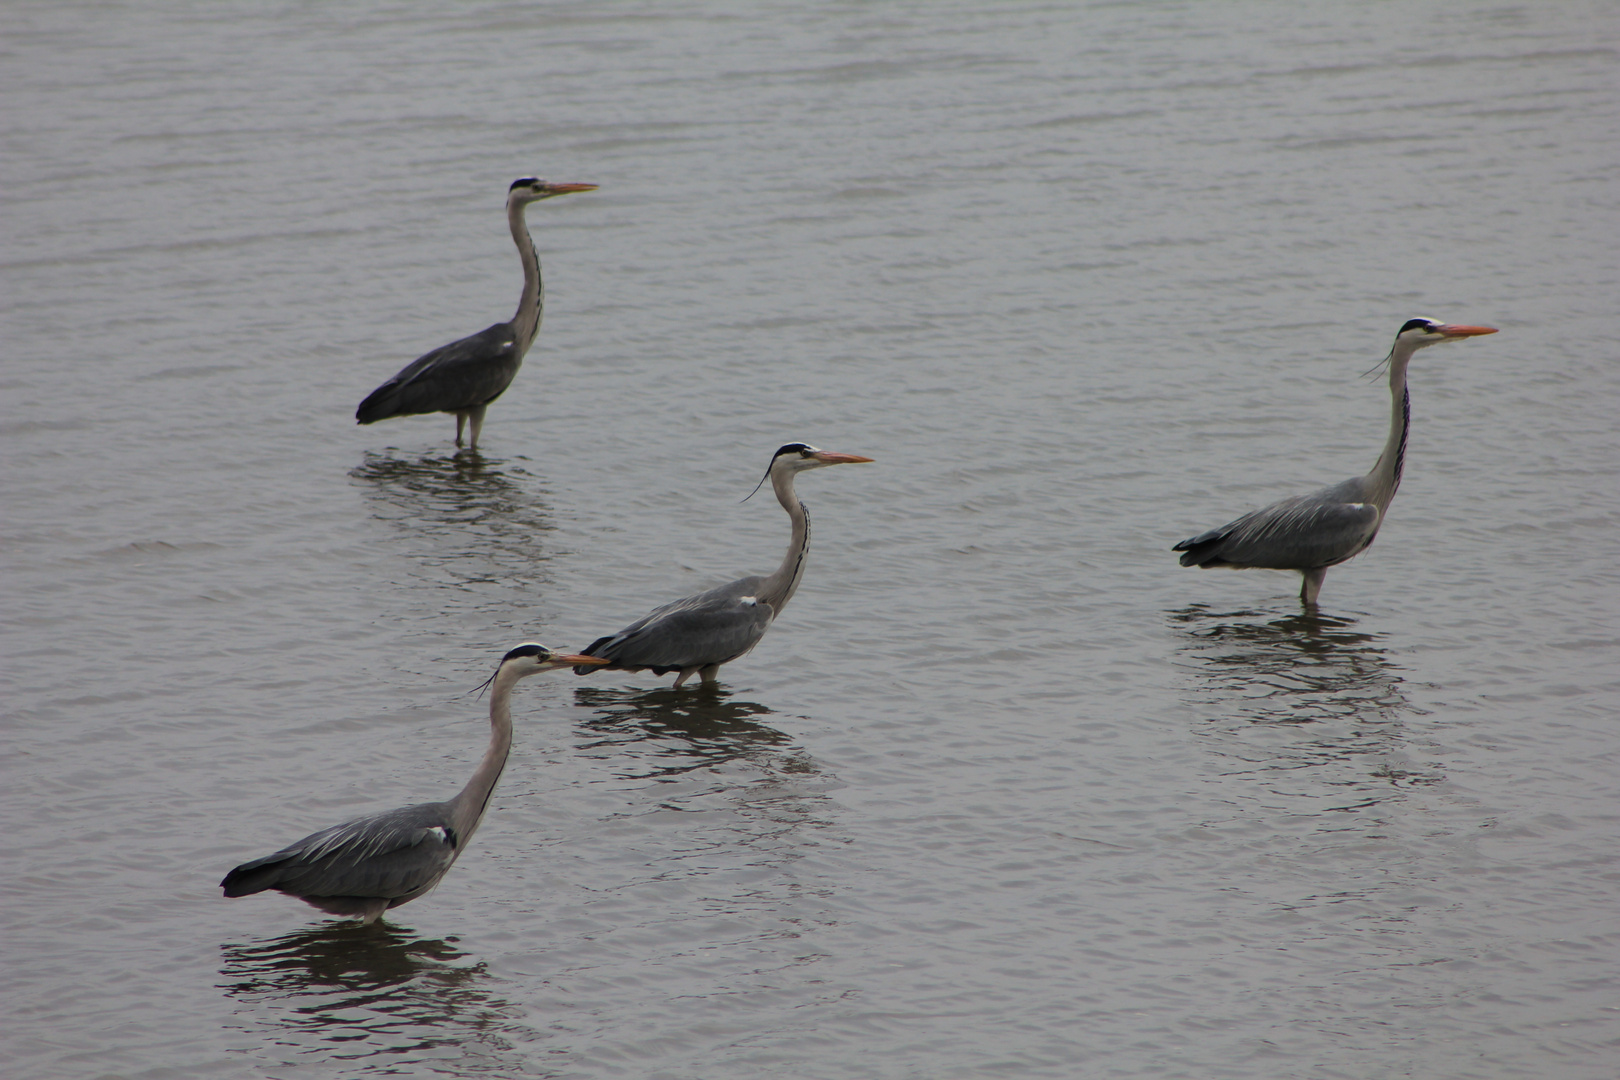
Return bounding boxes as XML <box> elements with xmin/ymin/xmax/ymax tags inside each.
<box><xmin>4</xmin><ymin>3</ymin><xmax>1619</xmax><ymax>1077</ymax></box>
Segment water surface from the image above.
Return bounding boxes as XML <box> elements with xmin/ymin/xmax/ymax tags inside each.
<box><xmin>4</xmin><ymin>3</ymin><xmax>1619</xmax><ymax>1077</ymax></box>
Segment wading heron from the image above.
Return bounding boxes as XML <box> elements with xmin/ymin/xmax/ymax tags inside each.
<box><xmin>221</xmin><ymin>644</ymin><xmax>609</xmax><ymax>924</ymax></box>
<box><xmin>1173</xmin><ymin>318</ymin><xmax>1497</xmax><ymax>605</ymax></box>
<box><xmin>575</xmin><ymin>443</ymin><xmax>874</xmax><ymax>688</ymax></box>
<box><xmin>355</xmin><ymin>177</ymin><xmax>597</xmax><ymax>450</ymax></box>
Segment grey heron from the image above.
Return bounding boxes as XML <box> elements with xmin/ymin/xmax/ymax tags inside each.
<box><xmin>221</xmin><ymin>643</ymin><xmax>609</xmax><ymax>924</ymax></box>
<box><xmin>1173</xmin><ymin>318</ymin><xmax>1497</xmax><ymax>605</ymax></box>
<box><xmin>355</xmin><ymin>177</ymin><xmax>597</xmax><ymax>450</ymax></box>
<box><xmin>574</xmin><ymin>443</ymin><xmax>874</xmax><ymax>688</ymax></box>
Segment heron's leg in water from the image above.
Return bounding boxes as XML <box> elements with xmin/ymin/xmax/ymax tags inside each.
<box><xmin>357</xmin><ymin>898</ymin><xmax>391</xmax><ymax>925</ymax></box>
<box><xmin>672</xmin><ymin>668</ymin><xmax>694</xmax><ymax>689</ymax></box>
<box><xmin>466</xmin><ymin>405</ymin><xmax>488</xmax><ymax>451</ymax></box>
<box><xmin>698</xmin><ymin>665</ymin><xmax>720</xmax><ymax>685</ymax></box>
<box><xmin>1300</xmin><ymin>568</ymin><xmax>1327</xmax><ymax>606</ymax></box>
<box><xmin>454</xmin><ymin>411</ymin><xmax>468</xmax><ymax>447</ymax></box>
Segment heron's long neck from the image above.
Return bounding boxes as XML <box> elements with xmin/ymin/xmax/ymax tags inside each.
<box><xmin>450</xmin><ymin>665</ymin><xmax>520</xmax><ymax>844</ymax></box>
<box><xmin>509</xmin><ymin>199</ymin><xmax>543</xmax><ymax>353</ymax></box>
<box><xmin>1364</xmin><ymin>350</ymin><xmax>1413</xmax><ymax>511</ymax></box>
<box><xmin>757</xmin><ymin>470</ymin><xmax>810</xmax><ymax>613</ymax></box>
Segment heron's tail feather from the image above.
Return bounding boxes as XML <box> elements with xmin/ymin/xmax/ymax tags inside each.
<box><xmin>1172</xmin><ymin>527</ymin><xmax>1232</xmax><ymax>567</ymax></box>
<box><xmin>356</xmin><ymin>382</ymin><xmax>406</xmax><ymax>425</ymax></box>
<box><xmin>220</xmin><ymin>852</ymin><xmax>294</xmax><ymax>897</ymax></box>
<box><xmin>572</xmin><ymin>636</ymin><xmax>615</xmax><ymax>675</ymax></box>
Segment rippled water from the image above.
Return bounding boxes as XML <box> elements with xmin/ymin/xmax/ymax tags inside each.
<box><xmin>5</xmin><ymin>3</ymin><xmax>1619</xmax><ymax>1077</ymax></box>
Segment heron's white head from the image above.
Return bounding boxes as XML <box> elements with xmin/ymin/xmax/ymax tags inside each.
<box><xmin>743</xmin><ymin>443</ymin><xmax>875</xmax><ymax>500</ymax></box>
<box><xmin>1367</xmin><ymin>317</ymin><xmax>1497</xmax><ymax>377</ymax></box>
<box><xmin>771</xmin><ymin>443</ymin><xmax>876</xmax><ymax>473</ymax></box>
<box><xmin>1394</xmin><ymin>317</ymin><xmax>1498</xmax><ymax>351</ymax></box>
<box><xmin>499</xmin><ymin>642</ymin><xmax>609</xmax><ymax>675</ymax></box>
<box><xmin>508</xmin><ymin>177</ymin><xmax>598</xmax><ymax>205</ymax></box>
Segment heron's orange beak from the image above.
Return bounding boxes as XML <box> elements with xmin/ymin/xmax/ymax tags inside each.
<box><xmin>811</xmin><ymin>452</ymin><xmax>875</xmax><ymax>464</ymax></box>
<box><xmin>1437</xmin><ymin>324</ymin><xmax>1497</xmax><ymax>337</ymax></box>
<box><xmin>545</xmin><ymin>183</ymin><xmax>598</xmax><ymax>195</ymax></box>
<box><xmin>557</xmin><ymin>654</ymin><xmax>610</xmax><ymax>666</ymax></box>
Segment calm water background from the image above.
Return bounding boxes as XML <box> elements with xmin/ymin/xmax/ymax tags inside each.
<box><xmin>4</xmin><ymin>3</ymin><xmax>1619</xmax><ymax>1077</ymax></box>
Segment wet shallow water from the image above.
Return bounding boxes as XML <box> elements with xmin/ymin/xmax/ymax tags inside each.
<box><xmin>5</xmin><ymin>2</ymin><xmax>1619</xmax><ymax>1077</ymax></box>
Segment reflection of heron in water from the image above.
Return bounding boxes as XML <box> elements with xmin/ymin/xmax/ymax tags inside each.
<box><xmin>1170</xmin><ymin>603</ymin><xmax>1407</xmax><ymax>726</ymax></box>
<box><xmin>220</xmin><ymin>921</ymin><xmax>476</xmax><ymax>994</ymax></box>
<box><xmin>571</xmin><ymin>686</ymin><xmax>832</xmax><ymax>880</ymax></box>
<box><xmin>219</xmin><ymin>923</ymin><xmax>533</xmax><ymax>1072</ymax></box>
<box><xmin>351</xmin><ymin>450</ymin><xmax>551</xmax><ymax>534</ymax></box>
<box><xmin>1170</xmin><ymin>604</ymin><xmax>1440</xmax><ymax>806</ymax></box>
<box><xmin>350</xmin><ymin>450</ymin><xmax>553</xmax><ymax>591</ymax></box>
<box><xmin>572</xmin><ymin>685</ymin><xmax>800</xmax><ymax>779</ymax></box>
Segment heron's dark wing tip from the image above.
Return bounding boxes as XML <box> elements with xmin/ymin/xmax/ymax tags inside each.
<box><xmin>573</xmin><ymin>637</ymin><xmax>614</xmax><ymax>675</ymax></box>
<box><xmin>220</xmin><ymin>853</ymin><xmax>289</xmax><ymax>897</ymax></box>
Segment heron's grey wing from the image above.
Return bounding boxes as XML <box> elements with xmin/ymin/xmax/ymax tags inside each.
<box><xmin>221</xmin><ymin>802</ymin><xmax>459</xmax><ymax>901</ymax></box>
<box><xmin>578</xmin><ymin>579</ymin><xmax>775</xmax><ymax>673</ymax></box>
<box><xmin>1175</xmin><ymin>495</ymin><xmax>1382</xmax><ymax>570</ymax></box>
<box><xmin>356</xmin><ymin>322</ymin><xmax>523</xmax><ymax>422</ymax></box>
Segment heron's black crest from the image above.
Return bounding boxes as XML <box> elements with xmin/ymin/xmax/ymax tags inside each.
<box><xmin>745</xmin><ymin>443</ymin><xmax>822</xmax><ymax>501</ymax></box>
<box><xmin>509</xmin><ymin>177</ymin><xmax>541</xmax><ymax>191</ymax></box>
<box><xmin>502</xmin><ymin>643</ymin><xmax>550</xmax><ymax>663</ymax></box>
<box><xmin>745</xmin><ymin>444</ymin><xmax>812</xmax><ymax>501</ymax></box>
<box><xmin>1399</xmin><ymin>318</ymin><xmax>1439</xmax><ymax>334</ymax></box>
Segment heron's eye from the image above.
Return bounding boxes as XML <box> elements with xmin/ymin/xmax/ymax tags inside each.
<box><xmin>800</xmin><ymin>449</ymin><xmax>813</xmax><ymax>458</ymax></box>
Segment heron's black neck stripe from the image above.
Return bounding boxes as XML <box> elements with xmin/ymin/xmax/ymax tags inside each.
<box><xmin>466</xmin><ymin>784</ymin><xmax>500</xmax><ymax>839</ymax></box>
<box><xmin>1392</xmin><ymin>386</ymin><xmax>1410</xmax><ymax>493</ymax></box>
<box><xmin>795</xmin><ymin>503</ymin><xmax>811</xmax><ymax>581</ymax></box>
<box><xmin>781</xmin><ymin>501</ymin><xmax>811</xmax><ymax>602</ymax></box>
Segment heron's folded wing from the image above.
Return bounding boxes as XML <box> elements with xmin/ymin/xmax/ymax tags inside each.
<box><xmin>1189</xmin><ymin>497</ymin><xmax>1382</xmax><ymax>570</ymax></box>
<box><xmin>584</xmin><ymin>584</ymin><xmax>775</xmax><ymax>671</ymax></box>
<box><xmin>357</xmin><ymin>323</ymin><xmax>522</xmax><ymax>421</ymax></box>
<box><xmin>222</xmin><ymin>804</ymin><xmax>457</xmax><ymax>899</ymax></box>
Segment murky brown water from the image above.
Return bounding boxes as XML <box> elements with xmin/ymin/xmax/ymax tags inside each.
<box><xmin>5</xmin><ymin>3</ymin><xmax>1618</xmax><ymax>1077</ymax></box>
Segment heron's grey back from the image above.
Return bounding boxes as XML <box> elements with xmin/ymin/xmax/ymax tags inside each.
<box><xmin>1175</xmin><ymin>478</ymin><xmax>1381</xmax><ymax>571</ymax></box>
<box><xmin>220</xmin><ymin>800</ymin><xmax>459</xmax><ymax>901</ymax></box>
<box><xmin>581</xmin><ymin>576</ymin><xmax>776</xmax><ymax>673</ymax></box>
<box><xmin>355</xmin><ymin>322</ymin><xmax>523</xmax><ymax>422</ymax></box>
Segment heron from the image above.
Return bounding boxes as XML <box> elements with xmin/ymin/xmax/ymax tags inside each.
<box><xmin>221</xmin><ymin>643</ymin><xmax>609</xmax><ymax>924</ymax></box>
<box><xmin>574</xmin><ymin>443</ymin><xmax>874</xmax><ymax>688</ymax></box>
<box><xmin>355</xmin><ymin>177</ymin><xmax>597</xmax><ymax>451</ymax></box>
<box><xmin>1173</xmin><ymin>318</ymin><xmax>1497</xmax><ymax>606</ymax></box>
